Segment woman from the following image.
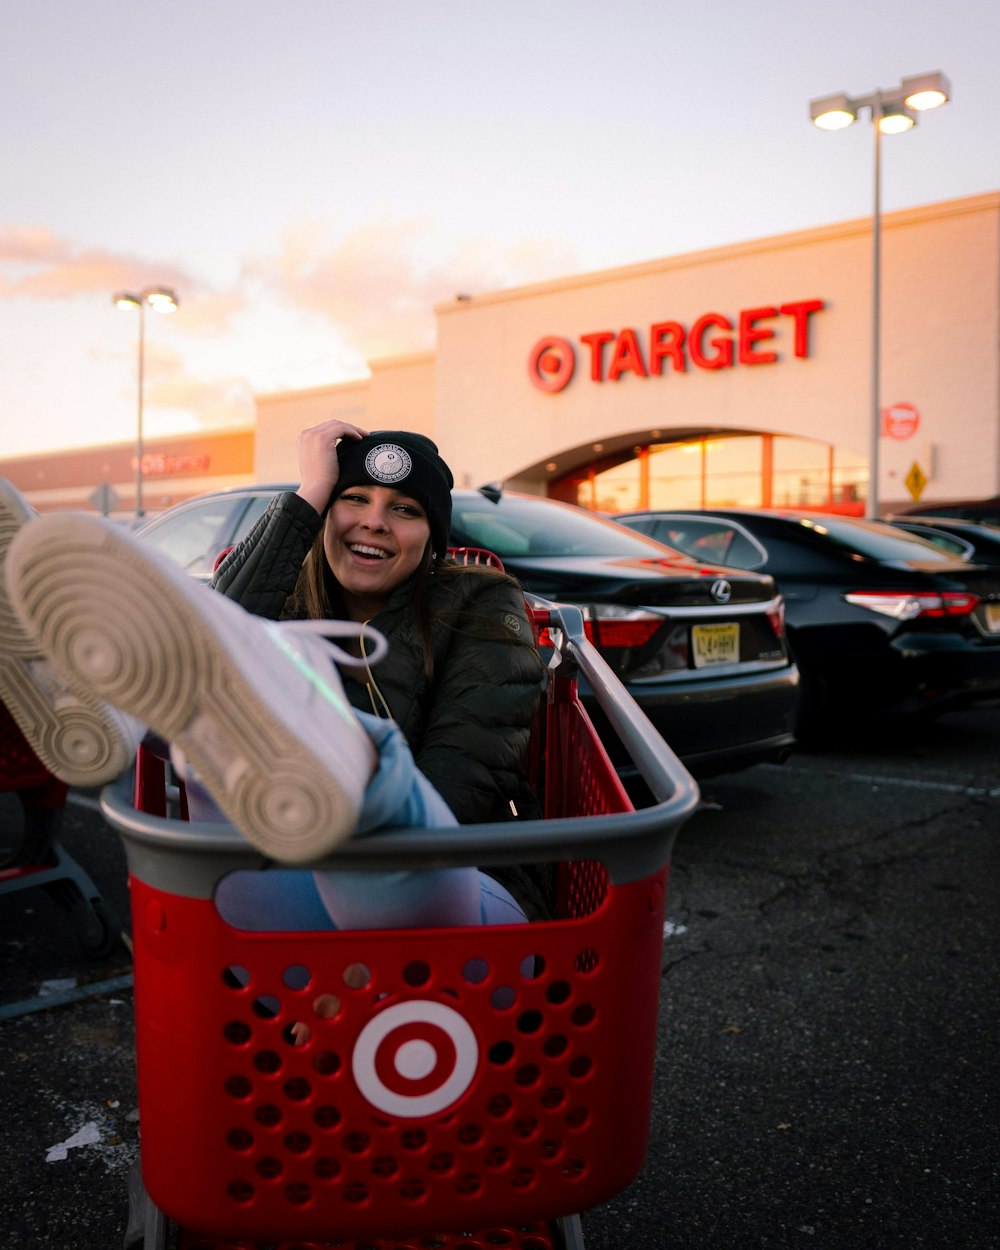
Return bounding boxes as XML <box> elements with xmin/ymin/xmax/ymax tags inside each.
<box><xmin>213</xmin><ymin>421</ymin><xmax>549</xmax><ymax>927</ymax></box>
<box><xmin>214</xmin><ymin>421</ymin><xmax>547</xmax><ymax>832</ymax></box>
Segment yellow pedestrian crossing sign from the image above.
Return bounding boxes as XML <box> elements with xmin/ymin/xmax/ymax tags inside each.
<box><xmin>905</xmin><ymin>462</ymin><xmax>928</xmax><ymax>502</ymax></box>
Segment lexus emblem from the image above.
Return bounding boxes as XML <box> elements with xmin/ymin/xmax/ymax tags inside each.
<box><xmin>710</xmin><ymin>578</ymin><xmax>733</xmax><ymax>604</ymax></box>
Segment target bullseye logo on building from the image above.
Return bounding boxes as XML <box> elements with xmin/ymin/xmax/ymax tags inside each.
<box><xmin>527</xmin><ymin>336</ymin><xmax>576</xmax><ymax>393</ymax></box>
<box><xmin>352</xmin><ymin>1000</ymin><xmax>479</xmax><ymax>1117</ymax></box>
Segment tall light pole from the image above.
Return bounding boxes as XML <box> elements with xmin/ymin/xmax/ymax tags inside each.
<box><xmin>809</xmin><ymin>72</ymin><xmax>951</xmax><ymax>519</ymax></box>
<box><xmin>112</xmin><ymin>286</ymin><xmax>179</xmax><ymax>520</ymax></box>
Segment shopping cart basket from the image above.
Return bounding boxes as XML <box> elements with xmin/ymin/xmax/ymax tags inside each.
<box><xmin>0</xmin><ymin>700</ymin><xmax>118</xmax><ymax>955</ymax></box>
<box><xmin>102</xmin><ymin>604</ymin><xmax>700</xmax><ymax>1249</ymax></box>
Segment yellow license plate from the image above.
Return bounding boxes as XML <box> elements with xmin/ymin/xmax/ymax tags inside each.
<box><xmin>692</xmin><ymin>622</ymin><xmax>740</xmax><ymax>667</ymax></box>
<box><xmin>987</xmin><ymin>604</ymin><xmax>1000</xmax><ymax>632</ymax></box>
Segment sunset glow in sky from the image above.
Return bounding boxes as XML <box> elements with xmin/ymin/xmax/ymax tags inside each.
<box><xmin>2</xmin><ymin>0</ymin><xmax>998</xmax><ymax>459</ymax></box>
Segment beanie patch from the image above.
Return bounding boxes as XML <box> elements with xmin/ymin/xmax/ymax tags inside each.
<box><xmin>364</xmin><ymin>443</ymin><xmax>412</xmax><ymax>484</ymax></box>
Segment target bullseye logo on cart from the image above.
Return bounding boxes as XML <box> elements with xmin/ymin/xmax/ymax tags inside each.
<box><xmin>352</xmin><ymin>1000</ymin><xmax>479</xmax><ymax>1117</ymax></box>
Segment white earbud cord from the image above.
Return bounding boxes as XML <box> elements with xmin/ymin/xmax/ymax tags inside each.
<box><xmin>359</xmin><ymin>619</ymin><xmax>393</xmax><ymax>719</ymax></box>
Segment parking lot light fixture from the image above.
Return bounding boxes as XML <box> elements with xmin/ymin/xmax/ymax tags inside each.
<box><xmin>877</xmin><ymin>100</ymin><xmax>916</xmax><ymax>135</ymax></box>
<box><xmin>112</xmin><ymin>286</ymin><xmax>180</xmax><ymax>521</ymax></box>
<box><xmin>901</xmin><ymin>72</ymin><xmax>951</xmax><ymax>112</ymax></box>
<box><xmin>810</xmin><ymin>92</ymin><xmax>857</xmax><ymax>130</ymax></box>
<box><xmin>808</xmin><ymin>73</ymin><xmax>951</xmax><ymax>520</ymax></box>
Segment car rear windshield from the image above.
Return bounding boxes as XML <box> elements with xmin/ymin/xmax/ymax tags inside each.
<box><xmin>451</xmin><ymin>497</ymin><xmax>671</xmax><ymax>559</ymax></box>
<box><xmin>798</xmin><ymin>516</ymin><xmax>959</xmax><ymax>563</ymax></box>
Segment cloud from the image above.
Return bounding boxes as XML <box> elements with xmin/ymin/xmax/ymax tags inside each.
<box><xmin>0</xmin><ymin>224</ymin><xmax>72</xmax><ymax>264</ymax></box>
<box><xmin>246</xmin><ymin>218</ymin><xmax>578</xmax><ymax>359</ymax></box>
<box><xmin>0</xmin><ymin>222</ymin><xmax>245</xmax><ymax>333</ymax></box>
<box><xmin>2</xmin><ymin>215</ymin><xmax>577</xmax><ymax>361</ymax></box>
<box><xmin>138</xmin><ymin>341</ymin><xmax>255</xmax><ymax>428</ymax></box>
<box><xmin>176</xmin><ymin>291</ymin><xmax>245</xmax><ymax>335</ymax></box>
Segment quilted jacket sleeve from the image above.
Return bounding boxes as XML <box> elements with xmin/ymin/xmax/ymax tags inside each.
<box><xmin>212</xmin><ymin>491</ymin><xmax>322</xmax><ymax>620</ymax></box>
<box><xmin>414</xmin><ymin>574</ymin><xmax>547</xmax><ymax>824</ymax></box>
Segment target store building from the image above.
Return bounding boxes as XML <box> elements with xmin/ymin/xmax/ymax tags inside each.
<box><xmin>256</xmin><ymin>190</ymin><xmax>1000</xmax><ymax>518</ymax></box>
<box><xmin>3</xmin><ymin>191</ymin><xmax>998</xmax><ymax>519</ymax></box>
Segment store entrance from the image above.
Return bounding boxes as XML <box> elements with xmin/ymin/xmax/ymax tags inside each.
<box><xmin>548</xmin><ymin>431</ymin><xmax>868</xmax><ymax>516</ymax></box>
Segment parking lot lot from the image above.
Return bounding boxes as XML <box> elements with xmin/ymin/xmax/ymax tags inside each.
<box><xmin>1</xmin><ymin>705</ymin><xmax>997</xmax><ymax>1249</ymax></box>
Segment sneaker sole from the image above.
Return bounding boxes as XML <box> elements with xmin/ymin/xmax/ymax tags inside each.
<box><xmin>8</xmin><ymin>514</ymin><xmax>360</xmax><ymax>863</ymax></box>
<box><xmin>0</xmin><ymin>485</ymin><xmax>136</xmax><ymax>787</ymax></box>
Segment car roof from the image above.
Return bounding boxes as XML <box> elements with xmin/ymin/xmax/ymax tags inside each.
<box><xmin>618</xmin><ymin>507</ymin><xmax>857</xmax><ymax>523</ymax></box>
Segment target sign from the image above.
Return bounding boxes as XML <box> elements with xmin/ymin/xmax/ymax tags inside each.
<box><xmin>528</xmin><ymin>336</ymin><xmax>576</xmax><ymax>393</ymax></box>
<box><xmin>352</xmin><ymin>1000</ymin><xmax>479</xmax><ymax>1118</ymax></box>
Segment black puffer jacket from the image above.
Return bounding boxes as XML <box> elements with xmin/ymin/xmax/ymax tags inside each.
<box><xmin>212</xmin><ymin>491</ymin><xmax>547</xmax><ymax>825</ymax></box>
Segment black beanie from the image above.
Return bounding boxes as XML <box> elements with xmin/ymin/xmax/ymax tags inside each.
<box><xmin>332</xmin><ymin>431</ymin><xmax>454</xmax><ymax>558</ymax></box>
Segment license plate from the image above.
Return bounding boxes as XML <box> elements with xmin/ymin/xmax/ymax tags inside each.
<box><xmin>692</xmin><ymin>622</ymin><xmax>740</xmax><ymax>667</ymax></box>
<box><xmin>987</xmin><ymin>604</ymin><xmax>1000</xmax><ymax>632</ymax></box>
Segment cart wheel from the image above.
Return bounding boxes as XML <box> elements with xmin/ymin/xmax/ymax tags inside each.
<box><xmin>71</xmin><ymin>896</ymin><xmax>120</xmax><ymax>958</ymax></box>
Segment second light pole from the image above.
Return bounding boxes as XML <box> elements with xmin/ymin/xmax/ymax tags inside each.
<box><xmin>113</xmin><ymin>286</ymin><xmax>180</xmax><ymax>520</ymax></box>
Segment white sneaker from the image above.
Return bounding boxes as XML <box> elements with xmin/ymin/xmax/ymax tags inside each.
<box><xmin>0</xmin><ymin>480</ymin><xmax>144</xmax><ymax>787</ymax></box>
<box><xmin>6</xmin><ymin>511</ymin><xmax>379</xmax><ymax>864</ymax></box>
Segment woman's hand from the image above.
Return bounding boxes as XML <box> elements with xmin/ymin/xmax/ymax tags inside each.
<box><xmin>296</xmin><ymin>419</ymin><xmax>369</xmax><ymax>515</ymax></box>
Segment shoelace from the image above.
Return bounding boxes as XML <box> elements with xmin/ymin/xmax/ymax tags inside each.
<box><xmin>275</xmin><ymin>618</ymin><xmax>389</xmax><ymax>670</ymax></box>
<box><xmin>264</xmin><ymin>619</ymin><xmax>391</xmax><ymax>724</ymax></box>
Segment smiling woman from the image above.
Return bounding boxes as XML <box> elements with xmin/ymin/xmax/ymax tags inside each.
<box><xmin>212</xmin><ymin>421</ymin><xmax>550</xmax><ymax>920</ymax></box>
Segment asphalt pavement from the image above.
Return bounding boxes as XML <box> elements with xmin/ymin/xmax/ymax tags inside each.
<box><xmin>1</xmin><ymin>706</ymin><xmax>998</xmax><ymax>1249</ymax></box>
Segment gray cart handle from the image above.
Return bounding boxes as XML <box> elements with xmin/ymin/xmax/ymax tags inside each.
<box><xmin>101</xmin><ymin>604</ymin><xmax>700</xmax><ymax>899</ymax></box>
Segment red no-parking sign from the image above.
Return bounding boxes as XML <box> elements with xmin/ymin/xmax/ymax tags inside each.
<box><xmin>882</xmin><ymin>402</ymin><xmax>920</xmax><ymax>440</ymax></box>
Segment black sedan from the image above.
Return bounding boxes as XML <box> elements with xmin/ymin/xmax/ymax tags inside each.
<box><xmin>900</xmin><ymin>496</ymin><xmax>1000</xmax><ymax>525</ymax></box>
<box><xmin>887</xmin><ymin>515</ymin><xmax>1000</xmax><ymax>566</ymax></box>
<box><xmin>136</xmin><ymin>485</ymin><xmax>800</xmax><ymax>778</ymax></box>
<box><xmin>616</xmin><ymin>508</ymin><xmax>1000</xmax><ymax>740</ymax></box>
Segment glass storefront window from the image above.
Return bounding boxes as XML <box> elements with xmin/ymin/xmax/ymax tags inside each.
<box><xmin>703</xmin><ymin>436</ymin><xmax>763</xmax><ymax>508</ymax></box>
<box><xmin>833</xmin><ymin>446</ymin><xmax>868</xmax><ymax>509</ymax></box>
<box><xmin>648</xmin><ymin>442</ymin><xmax>703</xmax><ymax>510</ymax></box>
<box><xmin>558</xmin><ymin>432</ymin><xmax>869</xmax><ymax>515</ymax></box>
<box><xmin>771</xmin><ymin>437</ymin><xmax>831</xmax><ymax>508</ymax></box>
<box><xmin>585</xmin><ymin>458</ymin><xmax>640</xmax><ymax>513</ymax></box>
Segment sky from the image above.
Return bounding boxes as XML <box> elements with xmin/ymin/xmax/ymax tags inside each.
<box><xmin>1</xmin><ymin>0</ymin><xmax>998</xmax><ymax>460</ymax></box>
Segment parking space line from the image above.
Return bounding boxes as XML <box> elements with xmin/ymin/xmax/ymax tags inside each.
<box><xmin>760</xmin><ymin>763</ymin><xmax>1000</xmax><ymax>797</ymax></box>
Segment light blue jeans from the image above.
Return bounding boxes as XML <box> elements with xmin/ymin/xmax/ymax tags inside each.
<box><xmin>177</xmin><ymin>712</ymin><xmax>527</xmax><ymax>932</ymax></box>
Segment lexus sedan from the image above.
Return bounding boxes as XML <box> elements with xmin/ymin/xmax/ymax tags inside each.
<box><xmin>617</xmin><ymin>508</ymin><xmax>1000</xmax><ymax>740</ymax></box>
<box><xmin>136</xmin><ymin>485</ymin><xmax>800</xmax><ymax>778</ymax></box>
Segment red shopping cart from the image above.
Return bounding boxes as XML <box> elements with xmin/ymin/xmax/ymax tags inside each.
<box><xmin>0</xmin><ymin>701</ymin><xmax>118</xmax><ymax>956</ymax></box>
<box><xmin>102</xmin><ymin>603</ymin><xmax>699</xmax><ymax>1250</ymax></box>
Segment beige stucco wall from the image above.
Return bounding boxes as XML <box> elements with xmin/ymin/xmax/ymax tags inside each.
<box><xmin>254</xmin><ymin>352</ymin><xmax>435</xmax><ymax>483</ymax></box>
<box><xmin>249</xmin><ymin>193</ymin><xmax>998</xmax><ymax>509</ymax></box>
<box><xmin>432</xmin><ymin>192</ymin><xmax>1000</xmax><ymax>507</ymax></box>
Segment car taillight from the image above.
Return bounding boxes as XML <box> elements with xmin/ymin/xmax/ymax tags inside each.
<box><xmin>532</xmin><ymin>607</ymin><xmax>661</xmax><ymax>649</ymax></box>
<box><xmin>587</xmin><ymin>617</ymin><xmax>662</xmax><ymax>648</ymax></box>
<box><xmin>844</xmin><ymin>590</ymin><xmax>979</xmax><ymax>620</ymax></box>
<box><xmin>766</xmin><ymin>597</ymin><xmax>786</xmax><ymax>638</ymax></box>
